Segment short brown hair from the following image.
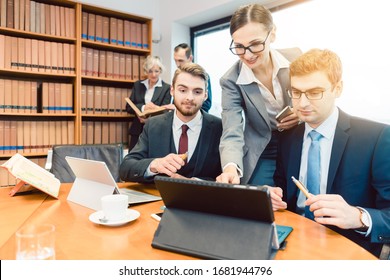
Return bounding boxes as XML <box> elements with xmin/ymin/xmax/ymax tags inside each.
<box><xmin>174</xmin><ymin>43</ymin><xmax>192</xmax><ymax>59</ymax></box>
<box><xmin>172</xmin><ymin>63</ymin><xmax>209</xmax><ymax>91</ymax></box>
<box><xmin>290</xmin><ymin>49</ymin><xmax>343</xmax><ymax>87</ymax></box>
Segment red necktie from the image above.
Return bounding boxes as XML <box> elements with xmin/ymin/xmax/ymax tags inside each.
<box><xmin>178</xmin><ymin>125</ymin><xmax>189</xmax><ymax>155</ymax></box>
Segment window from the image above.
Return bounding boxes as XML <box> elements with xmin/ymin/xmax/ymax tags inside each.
<box><xmin>192</xmin><ymin>0</ymin><xmax>390</xmax><ymax>124</ymax></box>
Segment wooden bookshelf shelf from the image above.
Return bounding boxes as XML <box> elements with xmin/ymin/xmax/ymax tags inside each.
<box><xmin>0</xmin><ymin>69</ymin><xmax>77</xmax><ymax>79</ymax></box>
<box><xmin>81</xmin><ymin>75</ymin><xmax>136</xmax><ymax>85</ymax></box>
<box><xmin>81</xmin><ymin>39</ymin><xmax>150</xmax><ymax>54</ymax></box>
<box><xmin>0</xmin><ymin>26</ymin><xmax>77</xmax><ymax>42</ymax></box>
<box><xmin>82</xmin><ymin>114</ymin><xmax>134</xmax><ymax>119</ymax></box>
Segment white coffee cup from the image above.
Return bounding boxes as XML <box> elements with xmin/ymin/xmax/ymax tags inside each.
<box><xmin>101</xmin><ymin>194</ymin><xmax>128</xmax><ymax>221</ymax></box>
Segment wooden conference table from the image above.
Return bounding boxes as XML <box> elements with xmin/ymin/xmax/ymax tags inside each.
<box><xmin>0</xmin><ymin>183</ymin><xmax>377</xmax><ymax>260</ymax></box>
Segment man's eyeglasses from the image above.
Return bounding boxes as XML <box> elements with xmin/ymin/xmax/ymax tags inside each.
<box><xmin>287</xmin><ymin>87</ymin><xmax>332</xmax><ymax>100</ymax></box>
<box><xmin>229</xmin><ymin>30</ymin><xmax>271</xmax><ymax>55</ymax></box>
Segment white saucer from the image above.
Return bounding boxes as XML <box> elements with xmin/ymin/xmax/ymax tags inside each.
<box><xmin>89</xmin><ymin>209</ymin><xmax>140</xmax><ymax>226</ymax></box>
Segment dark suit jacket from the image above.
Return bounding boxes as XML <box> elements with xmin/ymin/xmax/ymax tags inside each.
<box><xmin>126</xmin><ymin>79</ymin><xmax>171</xmax><ymax>136</ymax></box>
<box><xmin>201</xmin><ymin>76</ymin><xmax>212</xmax><ymax>112</ymax></box>
<box><xmin>120</xmin><ymin>110</ymin><xmax>222</xmax><ymax>183</ymax></box>
<box><xmin>274</xmin><ymin>108</ymin><xmax>390</xmax><ymax>257</ymax></box>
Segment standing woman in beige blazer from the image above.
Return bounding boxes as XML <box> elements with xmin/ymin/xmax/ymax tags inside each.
<box><xmin>217</xmin><ymin>4</ymin><xmax>301</xmax><ymax>185</ymax></box>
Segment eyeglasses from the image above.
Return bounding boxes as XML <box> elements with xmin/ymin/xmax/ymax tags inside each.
<box><xmin>287</xmin><ymin>87</ymin><xmax>332</xmax><ymax>100</ymax></box>
<box><xmin>229</xmin><ymin>31</ymin><xmax>271</xmax><ymax>55</ymax></box>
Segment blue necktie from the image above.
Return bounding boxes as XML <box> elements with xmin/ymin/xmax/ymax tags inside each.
<box><xmin>305</xmin><ymin>130</ymin><xmax>323</xmax><ymax>219</ymax></box>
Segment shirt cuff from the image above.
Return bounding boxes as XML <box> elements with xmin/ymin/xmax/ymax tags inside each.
<box><xmin>223</xmin><ymin>162</ymin><xmax>243</xmax><ymax>178</ymax></box>
<box><xmin>355</xmin><ymin>206</ymin><xmax>372</xmax><ymax>237</ymax></box>
<box><xmin>145</xmin><ymin>163</ymin><xmax>158</xmax><ymax>178</ymax></box>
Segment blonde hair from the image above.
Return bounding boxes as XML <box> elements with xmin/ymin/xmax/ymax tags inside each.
<box><xmin>290</xmin><ymin>49</ymin><xmax>343</xmax><ymax>87</ymax></box>
<box><xmin>143</xmin><ymin>55</ymin><xmax>165</xmax><ymax>74</ymax></box>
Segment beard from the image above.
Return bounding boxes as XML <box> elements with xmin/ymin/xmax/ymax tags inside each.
<box><xmin>174</xmin><ymin>99</ymin><xmax>202</xmax><ymax>117</ymax></box>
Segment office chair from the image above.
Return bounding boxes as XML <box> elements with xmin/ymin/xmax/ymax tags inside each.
<box><xmin>50</xmin><ymin>144</ymin><xmax>123</xmax><ymax>183</ymax></box>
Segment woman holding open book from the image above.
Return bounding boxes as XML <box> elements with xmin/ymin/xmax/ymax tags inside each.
<box><xmin>126</xmin><ymin>55</ymin><xmax>172</xmax><ymax>150</ymax></box>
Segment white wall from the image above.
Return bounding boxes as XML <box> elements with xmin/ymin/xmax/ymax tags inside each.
<box><xmin>78</xmin><ymin>0</ymin><xmax>293</xmax><ymax>81</ymax></box>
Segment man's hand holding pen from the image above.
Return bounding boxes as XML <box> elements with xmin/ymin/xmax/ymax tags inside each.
<box><xmin>150</xmin><ymin>153</ymin><xmax>187</xmax><ymax>177</ymax></box>
<box><xmin>290</xmin><ymin>176</ymin><xmax>364</xmax><ymax>229</ymax></box>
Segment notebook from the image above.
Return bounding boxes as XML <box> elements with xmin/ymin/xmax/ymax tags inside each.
<box><xmin>65</xmin><ymin>156</ymin><xmax>161</xmax><ymax>210</ymax></box>
<box><xmin>152</xmin><ymin>176</ymin><xmax>293</xmax><ymax>259</ymax></box>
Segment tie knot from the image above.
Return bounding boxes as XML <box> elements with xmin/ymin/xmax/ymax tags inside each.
<box><xmin>309</xmin><ymin>130</ymin><xmax>322</xmax><ymax>142</ymax></box>
<box><xmin>181</xmin><ymin>124</ymin><xmax>189</xmax><ymax>133</ymax></box>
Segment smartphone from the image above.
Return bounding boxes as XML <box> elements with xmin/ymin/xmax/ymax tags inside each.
<box><xmin>151</xmin><ymin>212</ymin><xmax>163</xmax><ymax>221</ymax></box>
<box><xmin>276</xmin><ymin>106</ymin><xmax>293</xmax><ymax>122</ymax></box>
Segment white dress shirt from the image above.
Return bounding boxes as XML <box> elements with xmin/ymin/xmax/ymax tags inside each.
<box><xmin>297</xmin><ymin>107</ymin><xmax>338</xmax><ymax>212</ymax></box>
<box><xmin>141</xmin><ymin>78</ymin><xmax>163</xmax><ymax>111</ymax></box>
<box><xmin>236</xmin><ymin>49</ymin><xmax>290</xmax><ymax>130</ymax></box>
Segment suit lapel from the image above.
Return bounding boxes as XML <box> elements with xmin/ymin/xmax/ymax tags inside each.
<box><xmin>287</xmin><ymin>124</ymin><xmax>305</xmax><ymax>197</ymax></box>
<box><xmin>151</xmin><ymin>86</ymin><xmax>163</xmax><ymax>104</ymax></box>
<box><xmin>277</xmin><ymin>68</ymin><xmax>291</xmax><ymax>106</ymax></box>
<box><xmin>240</xmin><ymin>64</ymin><xmax>292</xmax><ymax>130</ymax></box>
<box><xmin>242</xmin><ymin>83</ymin><xmax>270</xmax><ymax>128</ymax></box>
<box><xmin>327</xmin><ymin>110</ymin><xmax>350</xmax><ymax>192</ymax></box>
<box><xmin>159</xmin><ymin>112</ymin><xmax>175</xmax><ymax>155</ymax></box>
<box><xmin>192</xmin><ymin>112</ymin><xmax>212</xmax><ymax>175</ymax></box>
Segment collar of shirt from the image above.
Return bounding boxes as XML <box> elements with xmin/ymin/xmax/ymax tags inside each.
<box><xmin>236</xmin><ymin>49</ymin><xmax>290</xmax><ymax>85</ymax></box>
<box><xmin>304</xmin><ymin>107</ymin><xmax>339</xmax><ymax>141</ymax></box>
<box><xmin>141</xmin><ymin>78</ymin><xmax>163</xmax><ymax>90</ymax></box>
<box><xmin>173</xmin><ymin>110</ymin><xmax>203</xmax><ymax>132</ymax></box>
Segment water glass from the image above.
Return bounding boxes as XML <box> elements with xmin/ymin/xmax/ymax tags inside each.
<box><xmin>16</xmin><ymin>224</ymin><xmax>55</xmax><ymax>260</ymax></box>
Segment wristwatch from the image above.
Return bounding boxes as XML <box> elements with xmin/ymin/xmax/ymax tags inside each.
<box><xmin>357</xmin><ymin>207</ymin><xmax>369</xmax><ymax>231</ymax></box>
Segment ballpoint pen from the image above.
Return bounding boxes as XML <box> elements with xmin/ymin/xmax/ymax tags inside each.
<box><xmin>291</xmin><ymin>176</ymin><xmax>310</xmax><ymax>198</ymax></box>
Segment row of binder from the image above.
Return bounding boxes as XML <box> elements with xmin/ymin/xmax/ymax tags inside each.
<box><xmin>81</xmin><ymin>47</ymin><xmax>145</xmax><ymax>81</ymax></box>
<box><xmin>0</xmin><ymin>120</ymin><xmax>75</xmax><ymax>155</ymax></box>
<box><xmin>0</xmin><ymin>79</ymin><xmax>73</xmax><ymax>114</ymax></box>
<box><xmin>42</xmin><ymin>82</ymin><xmax>73</xmax><ymax>114</ymax></box>
<box><xmin>81</xmin><ymin>121</ymin><xmax>129</xmax><ymax>147</ymax></box>
<box><xmin>0</xmin><ymin>35</ymin><xmax>75</xmax><ymax>74</ymax></box>
<box><xmin>0</xmin><ymin>119</ymin><xmax>131</xmax><ymax>156</ymax></box>
<box><xmin>0</xmin><ymin>79</ymin><xmax>38</xmax><ymax>113</ymax></box>
<box><xmin>82</xmin><ymin>12</ymin><xmax>148</xmax><ymax>49</ymax></box>
<box><xmin>0</xmin><ymin>0</ymin><xmax>76</xmax><ymax>38</ymax></box>
<box><xmin>81</xmin><ymin>85</ymin><xmax>130</xmax><ymax>116</ymax></box>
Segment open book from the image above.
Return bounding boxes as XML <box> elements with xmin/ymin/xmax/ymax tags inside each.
<box><xmin>125</xmin><ymin>97</ymin><xmax>167</xmax><ymax>118</ymax></box>
<box><xmin>1</xmin><ymin>153</ymin><xmax>60</xmax><ymax>198</ymax></box>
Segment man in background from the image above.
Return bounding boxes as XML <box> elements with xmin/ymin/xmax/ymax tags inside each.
<box><xmin>173</xmin><ymin>43</ymin><xmax>212</xmax><ymax>112</ymax></box>
<box><xmin>119</xmin><ymin>63</ymin><xmax>222</xmax><ymax>183</ymax></box>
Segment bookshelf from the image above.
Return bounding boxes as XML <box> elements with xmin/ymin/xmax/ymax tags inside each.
<box><xmin>0</xmin><ymin>0</ymin><xmax>152</xmax><ymax>178</ymax></box>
